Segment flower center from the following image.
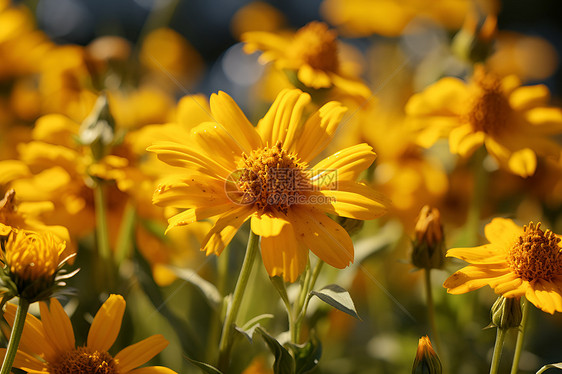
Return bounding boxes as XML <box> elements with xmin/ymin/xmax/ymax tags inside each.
<box><xmin>291</xmin><ymin>21</ymin><xmax>339</xmax><ymax>72</ymax></box>
<box><xmin>235</xmin><ymin>142</ymin><xmax>309</xmax><ymax>214</ymax></box>
<box><xmin>464</xmin><ymin>67</ymin><xmax>511</xmax><ymax>135</ymax></box>
<box><xmin>49</xmin><ymin>347</ymin><xmax>117</xmax><ymax>374</ymax></box>
<box><xmin>507</xmin><ymin>222</ymin><xmax>562</xmax><ymax>282</ymax></box>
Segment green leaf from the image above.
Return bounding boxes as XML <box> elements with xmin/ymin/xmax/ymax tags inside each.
<box><xmin>537</xmin><ymin>363</ymin><xmax>562</xmax><ymax>374</ymax></box>
<box><xmin>288</xmin><ymin>334</ymin><xmax>322</xmax><ymax>374</ymax></box>
<box><xmin>310</xmin><ymin>284</ymin><xmax>360</xmax><ymax>320</ymax></box>
<box><xmin>184</xmin><ymin>355</ymin><xmax>224</xmax><ymax>374</ymax></box>
<box><xmin>256</xmin><ymin>326</ymin><xmax>295</xmax><ymax>374</ymax></box>
<box><xmin>167</xmin><ymin>266</ymin><xmax>222</xmax><ymax>310</ymax></box>
<box><xmin>234</xmin><ymin>314</ymin><xmax>274</xmax><ymax>343</ymax></box>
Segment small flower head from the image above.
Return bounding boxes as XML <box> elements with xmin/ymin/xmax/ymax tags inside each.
<box><xmin>412</xmin><ymin>205</ymin><xmax>445</xmax><ymax>270</ymax></box>
<box><xmin>412</xmin><ymin>336</ymin><xmax>442</xmax><ymax>374</ymax></box>
<box><xmin>489</xmin><ymin>296</ymin><xmax>522</xmax><ymax>330</ymax></box>
<box><xmin>0</xmin><ymin>229</ymin><xmax>75</xmax><ymax>302</ymax></box>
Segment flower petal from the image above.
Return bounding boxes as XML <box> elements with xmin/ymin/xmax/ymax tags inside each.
<box><xmin>297</xmin><ymin>65</ymin><xmax>331</xmax><ymax>88</ymax></box>
<box><xmin>190</xmin><ymin>122</ymin><xmax>244</xmax><ymax>171</ymax></box>
<box><xmin>446</xmin><ymin>244</ymin><xmax>508</xmax><ymax>264</ymax></box>
<box><xmin>127</xmin><ymin>367</ymin><xmax>180</xmax><ymax>374</ymax></box>
<box><xmin>257</xmin><ymin>89</ymin><xmax>310</xmax><ymax>150</ymax></box>
<box><xmin>251</xmin><ymin>212</ymin><xmax>289</xmax><ymax>237</ymax></box>
<box><xmin>312</xmin><ymin>181</ymin><xmax>389</xmax><ymax>220</ymax></box>
<box><xmin>311</xmin><ymin>143</ymin><xmax>376</xmax><ymax>182</ymax></box>
<box><xmin>87</xmin><ymin>294</ymin><xmax>126</xmax><ymax>352</ymax></box>
<box><xmin>531</xmin><ymin>279</ymin><xmax>562</xmax><ymax>314</ymax></box>
<box><xmin>153</xmin><ymin>175</ymin><xmax>229</xmax><ymax>208</ymax></box>
<box><xmin>209</xmin><ymin>91</ymin><xmax>261</xmax><ymax>153</ymax></box>
<box><xmin>201</xmin><ymin>206</ymin><xmax>253</xmax><ymax>255</ymax></box>
<box><xmin>507</xmin><ymin>148</ymin><xmax>537</xmax><ymax>177</ymax></box>
<box><xmin>165</xmin><ymin>203</ymin><xmax>233</xmax><ymax>233</ymax></box>
<box><xmin>444</xmin><ymin>265</ymin><xmax>510</xmax><ymax>294</ymax></box>
<box><xmin>484</xmin><ymin>218</ymin><xmax>522</xmax><ymax>248</ymax></box>
<box><xmin>39</xmin><ymin>299</ymin><xmax>75</xmax><ymax>355</ymax></box>
<box><xmin>288</xmin><ymin>206</ymin><xmax>354</xmax><ymax>268</ymax></box>
<box><xmin>449</xmin><ymin>124</ymin><xmax>484</xmax><ymax>157</ymax></box>
<box><xmin>509</xmin><ymin>84</ymin><xmax>550</xmax><ymax>111</ymax></box>
<box><xmin>115</xmin><ymin>334</ymin><xmax>169</xmax><ymax>373</ymax></box>
<box><xmin>293</xmin><ymin>101</ymin><xmax>347</xmax><ymax>162</ymax></box>
<box><xmin>260</xmin><ymin>222</ymin><xmax>308</xmax><ymax>282</ymax></box>
<box><xmin>405</xmin><ymin>77</ymin><xmax>468</xmax><ymax>117</ymax></box>
<box><xmin>0</xmin><ymin>349</ymin><xmax>47</xmax><ymax>373</ymax></box>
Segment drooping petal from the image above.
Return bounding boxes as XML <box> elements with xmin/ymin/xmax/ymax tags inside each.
<box><xmin>0</xmin><ymin>349</ymin><xmax>47</xmax><ymax>373</ymax></box>
<box><xmin>312</xmin><ymin>181</ymin><xmax>389</xmax><ymax>220</ymax></box>
<box><xmin>260</xmin><ymin>222</ymin><xmax>308</xmax><ymax>282</ymax></box>
<box><xmin>87</xmin><ymin>294</ymin><xmax>126</xmax><ymax>352</ymax></box>
<box><xmin>293</xmin><ymin>101</ymin><xmax>347</xmax><ymax>162</ymax></box>
<box><xmin>507</xmin><ymin>148</ymin><xmax>537</xmax><ymax>177</ymax></box>
<box><xmin>330</xmin><ymin>73</ymin><xmax>371</xmax><ymax>99</ymax></box>
<box><xmin>39</xmin><ymin>299</ymin><xmax>75</xmax><ymax>355</ymax></box>
<box><xmin>251</xmin><ymin>212</ymin><xmax>290</xmax><ymax>237</ymax></box>
<box><xmin>256</xmin><ymin>89</ymin><xmax>311</xmax><ymax>149</ymax></box>
<box><xmin>492</xmin><ymin>276</ymin><xmax>524</xmax><ymax>295</ymax></box>
<box><xmin>166</xmin><ymin>203</ymin><xmax>234</xmax><ymax>234</ymax></box>
<box><xmin>311</xmin><ymin>143</ymin><xmax>376</xmax><ymax>182</ymax></box>
<box><xmin>288</xmin><ymin>206</ymin><xmax>354</xmax><ymax>268</ymax></box>
<box><xmin>201</xmin><ymin>206</ymin><xmax>254</xmax><ymax>255</ymax></box>
<box><xmin>209</xmin><ymin>91</ymin><xmax>261</xmax><ymax>153</ymax></box>
<box><xmin>115</xmin><ymin>335</ymin><xmax>169</xmax><ymax>373</ymax></box>
<box><xmin>297</xmin><ymin>65</ymin><xmax>331</xmax><ymax>88</ymax></box>
<box><xmin>449</xmin><ymin>124</ymin><xmax>484</xmax><ymax>157</ymax></box>
<box><xmin>444</xmin><ymin>265</ymin><xmax>511</xmax><ymax>294</ymax></box>
<box><xmin>532</xmin><ymin>279</ymin><xmax>562</xmax><ymax>314</ymax></box>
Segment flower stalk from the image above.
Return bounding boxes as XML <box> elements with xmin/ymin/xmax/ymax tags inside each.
<box><xmin>510</xmin><ymin>298</ymin><xmax>530</xmax><ymax>374</ymax></box>
<box><xmin>0</xmin><ymin>298</ymin><xmax>30</xmax><ymax>374</ymax></box>
<box><xmin>489</xmin><ymin>327</ymin><xmax>507</xmax><ymax>374</ymax></box>
<box><xmin>218</xmin><ymin>230</ymin><xmax>260</xmax><ymax>370</ymax></box>
<box><xmin>94</xmin><ymin>181</ymin><xmax>112</xmax><ymax>261</ymax></box>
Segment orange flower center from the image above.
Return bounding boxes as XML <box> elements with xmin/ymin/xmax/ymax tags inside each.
<box><xmin>49</xmin><ymin>347</ymin><xmax>117</xmax><ymax>374</ymax></box>
<box><xmin>464</xmin><ymin>68</ymin><xmax>511</xmax><ymax>135</ymax></box>
<box><xmin>507</xmin><ymin>222</ymin><xmax>562</xmax><ymax>282</ymax></box>
<box><xmin>291</xmin><ymin>21</ymin><xmax>339</xmax><ymax>72</ymax></box>
<box><xmin>235</xmin><ymin>142</ymin><xmax>309</xmax><ymax>214</ymax></box>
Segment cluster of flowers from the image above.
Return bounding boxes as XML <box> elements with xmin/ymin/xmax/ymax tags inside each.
<box><xmin>0</xmin><ymin>0</ymin><xmax>561</xmax><ymax>373</ymax></box>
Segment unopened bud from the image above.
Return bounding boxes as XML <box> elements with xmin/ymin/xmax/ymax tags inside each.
<box><xmin>490</xmin><ymin>296</ymin><xmax>522</xmax><ymax>330</ymax></box>
<box><xmin>412</xmin><ymin>336</ymin><xmax>442</xmax><ymax>374</ymax></box>
<box><xmin>451</xmin><ymin>9</ymin><xmax>497</xmax><ymax>63</ymax></box>
<box><xmin>79</xmin><ymin>94</ymin><xmax>116</xmax><ymax>161</ymax></box>
<box><xmin>412</xmin><ymin>205</ymin><xmax>444</xmax><ymax>270</ymax></box>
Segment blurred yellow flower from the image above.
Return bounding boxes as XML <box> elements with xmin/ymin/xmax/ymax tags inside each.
<box><xmin>444</xmin><ymin>218</ymin><xmax>562</xmax><ymax>314</ymax></box>
<box><xmin>407</xmin><ymin>65</ymin><xmax>562</xmax><ymax>177</ymax></box>
<box><xmin>0</xmin><ymin>294</ymin><xmax>177</xmax><ymax>373</ymax></box>
<box><xmin>150</xmin><ymin>88</ymin><xmax>388</xmax><ymax>282</ymax></box>
<box><xmin>0</xmin><ymin>229</ymin><xmax>73</xmax><ymax>302</ymax></box>
<box><xmin>242</xmin><ymin>21</ymin><xmax>370</xmax><ymax>99</ymax></box>
<box><xmin>321</xmin><ymin>0</ymin><xmax>469</xmax><ymax>37</ymax></box>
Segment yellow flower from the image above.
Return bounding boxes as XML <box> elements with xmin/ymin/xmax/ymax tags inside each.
<box><xmin>444</xmin><ymin>218</ymin><xmax>562</xmax><ymax>314</ymax></box>
<box><xmin>0</xmin><ymin>229</ymin><xmax>73</xmax><ymax>302</ymax></box>
<box><xmin>320</xmin><ymin>0</ymin><xmax>469</xmax><ymax>37</ymax></box>
<box><xmin>0</xmin><ymin>294</ymin><xmax>177</xmax><ymax>374</ymax></box>
<box><xmin>407</xmin><ymin>65</ymin><xmax>562</xmax><ymax>177</ymax></box>
<box><xmin>242</xmin><ymin>21</ymin><xmax>371</xmax><ymax>99</ymax></box>
<box><xmin>149</xmin><ymin>88</ymin><xmax>388</xmax><ymax>282</ymax></box>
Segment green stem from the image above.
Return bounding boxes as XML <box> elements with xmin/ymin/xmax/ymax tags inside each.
<box><xmin>294</xmin><ymin>260</ymin><xmax>324</xmax><ymax>343</ymax></box>
<box><xmin>115</xmin><ymin>200</ymin><xmax>136</xmax><ymax>265</ymax></box>
<box><xmin>217</xmin><ymin>230</ymin><xmax>260</xmax><ymax>370</ymax></box>
<box><xmin>489</xmin><ymin>328</ymin><xmax>507</xmax><ymax>374</ymax></box>
<box><xmin>94</xmin><ymin>182</ymin><xmax>111</xmax><ymax>260</ymax></box>
<box><xmin>0</xmin><ymin>299</ymin><xmax>30</xmax><ymax>374</ymax></box>
<box><xmin>510</xmin><ymin>298</ymin><xmax>530</xmax><ymax>374</ymax></box>
<box><xmin>424</xmin><ymin>268</ymin><xmax>441</xmax><ymax>353</ymax></box>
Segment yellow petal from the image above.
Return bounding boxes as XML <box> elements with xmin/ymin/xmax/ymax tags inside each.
<box><xmin>444</xmin><ymin>265</ymin><xmax>510</xmax><ymax>294</ymax></box>
<box><xmin>313</xmin><ymin>181</ymin><xmax>389</xmax><ymax>220</ymax></box>
<box><xmin>330</xmin><ymin>73</ymin><xmax>371</xmax><ymax>99</ymax></box>
<box><xmin>127</xmin><ymin>366</ymin><xmax>180</xmax><ymax>374</ymax></box>
<box><xmin>190</xmin><ymin>121</ymin><xmax>243</xmax><ymax>171</ymax></box>
<box><xmin>209</xmin><ymin>91</ymin><xmax>261</xmax><ymax>153</ymax></box>
<box><xmin>87</xmin><ymin>294</ymin><xmax>126</xmax><ymax>352</ymax></box>
<box><xmin>166</xmin><ymin>204</ymin><xmax>233</xmax><ymax>233</ymax></box>
<box><xmin>532</xmin><ymin>279</ymin><xmax>562</xmax><ymax>314</ymax></box>
<box><xmin>449</xmin><ymin>124</ymin><xmax>484</xmax><ymax>157</ymax></box>
<box><xmin>288</xmin><ymin>206</ymin><xmax>354</xmax><ymax>269</ymax></box>
<box><xmin>405</xmin><ymin>77</ymin><xmax>468</xmax><ymax>116</ymax></box>
<box><xmin>509</xmin><ymin>84</ymin><xmax>550</xmax><ymax>111</ymax></box>
<box><xmin>115</xmin><ymin>334</ymin><xmax>169</xmax><ymax>373</ymax></box>
<box><xmin>153</xmin><ymin>176</ymin><xmax>229</xmax><ymax>208</ymax></box>
<box><xmin>241</xmin><ymin>31</ymin><xmax>289</xmax><ymax>62</ymax></box>
<box><xmin>293</xmin><ymin>101</ymin><xmax>347</xmax><ymax>162</ymax></box>
<box><xmin>493</xmin><ymin>276</ymin><xmax>523</xmax><ymax>295</ymax></box>
<box><xmin>33</xmin><ymin>113</ymin><xmax>80</xmax><ymax>144</ymax></box>
<box><xmin>446</xmin><ymin>244</ymin><xmax>507</xmax><ymax>264</ymax></box>
<box><xmin>508</xmin><ymin>148</ymin><xmax>536</xmax><ymax>177</ymax></box>
<box><xmin>260</xmin><ymin>223</ymin><xmax>308</xmax><ymax>282</ymax></box>
<box><xmin>251</xmin><ymin>212</ymin><xmax>289</xmax><ymax>237</ymax></box>
<box><xmin>311</xmin><ymin>143</ymin><xmax>376</xmax><ymax>182</ymax></box>
<box><xmin>256</xmin><ymin>89</ymin><xmax>310</xmax><ymax>149</ymax></box>
<box><xmin>297</xmin><ymin>65</ymin><xmax>331</xmax><ymax>88</ymax></box>
<box><xmin>524</xmin><ymin>107</ymin><xmax>562</xmax><ymax>133</ymax></box>
<box><xmin>0</xmin><ymin>349</ymin><xmax>47</xmax><ymax>373</ymax></box>
<box><xmin>201</xmin><ymin>206</ymin><xmax>253</xmax><ymax>255</ymax></box>
<box><xmin>484</xmin><ymin>218</ymin><xmax>522</xmax><ymax>247</ymax></box>
<box><xmin>39</xmin><ymin>299</ymin><xmax>75</xmax><ymax>355</ymax></box>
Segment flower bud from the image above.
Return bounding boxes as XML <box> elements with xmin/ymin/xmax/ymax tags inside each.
<box><xmin>412</xmin><ymin>336</ymin><xmax>442</xmax><ymax>374</ymax></box>
<box><xmin>489</xmin><ymin>296</ymin><xmax>522</xmax><ymax>330</ymax></box>
<box><xmin>79</xmin><ymin>94</ymin><xmax>116</xmax><ymax>161</ymax></box>
<box><xmin>412</xmin><ymin>206</ymin><xmax>445</xmax><ymax>270</ymax></box>
<box><xmin>451</xmin><ymin>9</ymin><xmax>497</xmax><ymax>64</ymax></box>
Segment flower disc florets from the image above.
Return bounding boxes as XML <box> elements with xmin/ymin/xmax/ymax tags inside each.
<box><xmin>291</xmin><ymin>21</ymin><xmax>339</xmax><ymax>72</ymax></box>
<box><xmin>49</xmin><ymin>347</ymin><xmax>117</xmax><ymax>374</ymax></box>
<box><xmin>507</xmin><ymin>222</ymin><xmax>562</xmax><ymax>282</ymax></box>
<box><xmin>236</xmin><ymin>142</ymin><xmax>310</xmax><ymax>214</ymax></box>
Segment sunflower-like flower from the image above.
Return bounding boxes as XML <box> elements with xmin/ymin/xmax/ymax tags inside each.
<box><xmin>444</xmin><ymin>218</ymin><xmax>562</xmax><ymax>314</ymax></box>
<box><xmin>0</xmin><ymin>229</ymin><xmax>75</xmax><ymax>302</ymax></box>
<box><xmin>149</xmin><ymin>88</ymin><xmax>388</xmax><ymax>282</ymax></box>
<box><xmin>406</xmin><ymin>65</ymin><xmax>562</xmax><ymax>177</ymax></box>
<box><xmin>242</xmin><ymin>21</ymin><xmax>371</xmax><ymax>99</ymax></box>
<box><xmin>0</xmin><ymin>294</ymin><xmax>177</xmax><ymax>374</ymax></box>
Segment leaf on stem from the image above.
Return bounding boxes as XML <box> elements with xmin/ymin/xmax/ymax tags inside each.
<box><xmin>184</xmin><ymin>355</ymin><xmax>224</xmax><ymax>374</ymax></box>
<box><xmin>256</xmin><ymin>326</ymin><xmax>296</xmax><ymax>374</ymax></box>
<box><xmin>310</xmin><ymin>284</ymin><xmax>361</xmax><ymax>320</ymax></box>
<box><xmin>537</xmin><ymin>363</ymin><xmax>562</xmax><ymax>374</ymax></box>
